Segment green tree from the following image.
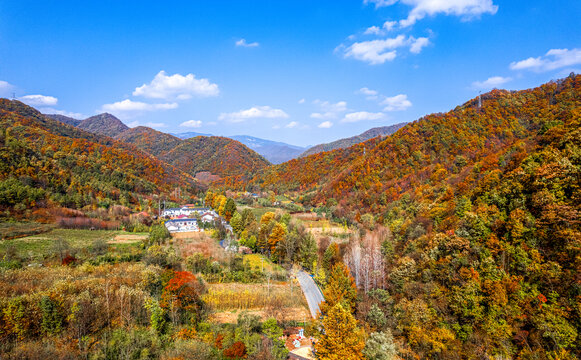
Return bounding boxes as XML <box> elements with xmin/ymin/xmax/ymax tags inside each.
<box><xmin>230</xmin><ymin>211</ymin><xmax>243</xmax><ymax>234</ymax></box>
<box><xmin>363</xmin><ymin>331</ymin><xmax>397</xmax><ymax>360</ymax></box>
<box><xmin>224</xmin><ymin>198</ymin><xmax>237</xmax><ymax>221</ymax></box>
<box><xmin>149</xmin><ymin>224</ymin><xmax>170</xmax><ymax>245</ymax></box>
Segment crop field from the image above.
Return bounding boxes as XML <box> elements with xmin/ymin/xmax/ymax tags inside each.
<box><xmin>203</xmin><ymin>282</ymin><xmax>309</xmax><ymax>322</ymax></box>
<box><xmin>243</xmin><ymin>254</ymin><xmax>285</xmax><ymax>273</ymax></box>
<box><xmin>0</xmin><ymin>228</ymin><xmax>147</xmax><ymax>262</ymax></box>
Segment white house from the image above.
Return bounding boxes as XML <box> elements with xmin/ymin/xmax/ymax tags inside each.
<box><xmin>164</xmin><ymin>218</ymin><xmax>199</xmax><ymax>233</ymax></box>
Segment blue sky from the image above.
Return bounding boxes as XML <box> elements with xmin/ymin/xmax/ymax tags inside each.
<box><xmin>0</xmin><ymin>1</ymin><xmax>579</xmax><ymax>147</ymax></box>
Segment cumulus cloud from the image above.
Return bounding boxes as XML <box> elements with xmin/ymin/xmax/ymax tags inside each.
<box><xmin>101</xmin><ymin>99</ymin><xmax>177</xmax><ymax>118</ymax></box>
<box><xmin>409</xmin><ymin>37</ymin><xmax>430</xmax><ymax>53</ymax></box>
<box><xmin>509</xmin><ymin>48</ymin><xmax>581</xmax><ymax>72</ymax></box>
<box><xmin>133</xmin><ymin>70</ymin><xmax>219</xmax><ymax>100</ymax></box>
<box><xmin>364</xmin><ymin>21</ymin><xmax>398</xmax><ymax>36</ymax></box>
<box><xmin>236</xmin><ymin>38</ymin><xmax>260</xmax><ymax>47</ymax></box>
<box><xmin>18</xmin><ymin>94</ymin><xmax>58</xmax><ymax>106</ymax></box>
<box><xmin>310</xmin><ymin>100</ymin><xmax>348</xmax><ymax>119</ymax></box>
<box><xmin>298</xmin><ymin>98</ymin><xmax>306</xmax><ymax>104</ymax></box>
<box><xmin>180</xmin><ymin>120</ymin><xmax>203</xmax><ymax>128</ymax></box>
<box><xmin>285</xmin><ymin>121</ymin><xmax>299</xmax><ymax>128</ymax></box>
<box><xmin>364</xmin><ymin>0</ymin><xmax>398</xmax><ymax>8</ymax></box>
<box><xmin>472</xmin><ymin>76</ymin><xmax>512</xmax><ymax>89</ymax></box>
<box><xmin>318</xmin><ymin>121</ymin><xmax>333</xmax><ymax>128</ymax></box>
<box><xmin>341</xmin><ymin>111</ymin><xmax>385</xmax><ymax>123</ymax></box>
<box><xmin>340</xmin><ymin>35</ymin><xmax>429</xmax><ymax>64</ymax></box>
<box><xmin>382</xmin><ymin>94</ymin><xmax>412</xmax><ymax>111</ymax></box>
<box><xmin>0</xmin><ymin>81</ymin><xmax>15</xmax><ymax>97</ymax></box>
<box><xmin>218</xmin><ymin>106</ymin><xmax>289</xmax><ymax>123</ymax></box>
<box><xmin>364</xmin><ymin>0</ymin><xmax>497</xmax><ymax>28</ymax></box>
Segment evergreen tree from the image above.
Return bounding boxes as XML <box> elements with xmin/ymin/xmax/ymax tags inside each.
<box><xmin>224</xmin><ymin>198</ymin><xmax>237</xmax><ymax>221</ymax></box>
<box><xmin>320</xmin><ymin>263</ymin><xmax>358</xmax><ymax>314</ymax></box>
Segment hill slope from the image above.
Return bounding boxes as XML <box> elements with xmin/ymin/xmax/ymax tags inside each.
<box><xmin>0</xmin><ymin>100</ymin><xmax>195</xmax><ymax>213</ymax></box>
<box><xmin>117</xmin><ymin>127</ymin><xmax>271</xmax><ymax>180</ymax></box>
<box><xmin>45</xmin><ymin>114</ymin><xmax>82</xmax><ymax>127</ymax></box>
<box><xmin>77</xmin><ymin>113</ymin><xmax>129</xmax><ymax>137</ymax></box>
<box><xmin>241</xmin><ymin>74</ymin><xmax>581</xmax><ymax>358</ymax></box>
<box><xmin>300</xmin><ymin>123</ymin><xmax>406</xmax><ymax>157</ymax></box>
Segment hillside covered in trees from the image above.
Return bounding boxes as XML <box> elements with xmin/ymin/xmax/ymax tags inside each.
<box><xmin>0</xmin><ymin>100</ymin><xmax>196</xmax><ymax>215</ymax></box>
<box><xmin>224</xmin><ymin>74</ymin><xmax>581</xmax><ymax>358</ymax></box>
<box><xmin>116</xmin><ymin>126</ymin><xmax>271</xmax><ymax>180</ymax></box>
<box><xmin>300</xmin><ymin>122</ymin><xmax>407</xmax><ymax>157</ymax></box>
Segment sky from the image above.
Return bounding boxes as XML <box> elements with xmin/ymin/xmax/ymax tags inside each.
<box><xmin>0</xmin><ymin>1</ymin><xmax>580</xmax><ymax>147</ymax></box>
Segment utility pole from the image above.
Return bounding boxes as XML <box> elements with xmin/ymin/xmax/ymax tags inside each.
<box><xmin>478</xmin><ymin>91</ymin><xmax>482</xmax><ymax>108</ymax></box>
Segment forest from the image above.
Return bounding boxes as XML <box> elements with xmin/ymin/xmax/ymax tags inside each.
<box><xmin>0</xmin><ymin>75</ymin><xmax>579</xmax><ymax>359</ymax></box>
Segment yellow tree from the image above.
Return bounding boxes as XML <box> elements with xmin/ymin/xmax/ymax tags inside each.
<box><xmin>320</xmin><ymin>263</ymin><xmax>358</xmax><ymax>314</ymax></box>
<box><xmin>315</xmin><ymin>303</ymin><xmax>365</xmax><ymax>360</ymax></box>
<box><xmin>268</xmin><ymin>222</ymin><xmax>287</xmax><ymax>253</ymax></box>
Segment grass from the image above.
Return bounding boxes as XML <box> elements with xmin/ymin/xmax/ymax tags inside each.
<box><xmin>243</xmin><ymin>254</ymin><xmax>285</xmax><ymax>273</ymax></box>
<box><xmin>0</xmin><ymin>228</ymin><xmax>147</xmax><ymax>261</ymax></box>
<box><xmin>0</xmin><ymin>221</ymin><xmax>54</xmax><ymax>240</ymax></box>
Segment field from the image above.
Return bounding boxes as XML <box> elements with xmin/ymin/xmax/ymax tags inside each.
<box><xmin>291</xmin><ymin>213</ymin><xmax>352</xmax><ymax>243</ymax></box>
<box><xmin>243</xmin><ymin>253</ymin><xmax>285</xmax><ymax>273</ymax></box>
<box><xmin>0</xmin><ymin>221</ymin><xmax>54</xmax><ymax>240</ymax></box>
<box><xmin>203</xmin><ymin>282</ymin><xmax>309</xmax><ymax>323</ymax></box>
<box><xmin>0</xmin><ymin>228</ymin><xmax>147</xmax><ymax>263</ymax></box>
<box><xmin>237</xmin><ymin>205</ymin><xmax>281</xmax><ymax>219</ymax></box>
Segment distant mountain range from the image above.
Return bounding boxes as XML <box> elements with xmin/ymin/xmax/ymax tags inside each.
<box><xmin>300</xmin><ymin>123</ymin><xmax>407</xmax><ymax>157</ymax></box>
<box><xmin>173</xmin><ymin>132</ymin><xmax>308</xmax><ymax>164</ymax></box>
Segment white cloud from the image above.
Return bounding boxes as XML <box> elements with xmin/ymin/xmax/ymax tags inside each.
<box><xmin>127</xmin><ymin>120</ymin><xmax>166</xmax><ymax>129</ymax></box>
<box><xmin>39</xmin><ymin>107</ymin><xmax>85</xmax><ymax>119</ymax></box>
<box><xmin>318</xmin><ymin>121</ymin><xmax>333</xmax><ymax>128</ymax></box>
<box><xmin>0</xmin><ymin>81</ymin><xmax>15</xmax><ymax>97</ymax></box>
<box><xmin>409</xmin><ymin>37</ymin><xmax>430</xmax><ymax>53</ymax></box>
<box><xmin>218</xmin><ymin>105</ymin><xmax>289</xmax><ymax>123</ymax></box>
<box><xmin>509</xmin><ymin>48</ymin><xmax>581</xmax><ymax>72</ymax></box>
<box><xmin>133</xmin><ymin>70</ymin><xmax>219</xmax><ymax>100</ymax></box>
<box><xmin>358</xmin><ymin>87</ymin><xmax>379</xmax><ymax>100</ymax></box>
<box><xmin>145</xmin><ymin>122</ymin><xmax>166</xmax><ymax>128</ymax></box>
<box><xmin>298</xmin><ymin>98</ymin><xmax>305</xmax><ymax>104</ymax></box>
<box><xmin>364</xmin><ymin>21</ymin><xmax>397</xmax><ymax>36</ymax></box>
<box><xmin>101</xmin><ymin>99</ymin><xmax>178</xmax><ymax>118</ymax></box>
<box><xmin>180</xmin><ymin>120</ymin><xmax>203</xmax><ymax>128</ymax></box>
<box><xmin>341</xmin><ymin>111</ymin><xmax>385</xmax><ymax>123</ymax></box>
<box><xmin>382</xmin><ymin>94</ymin><xmax>412</xmax><ymax>111</ymax></box>
<box><xmin>364</xmin><ymin>26</ymin><xmax>383</xmax><ymax>35</ymax></box>
<box><xmin>310</xmin><ymin>100</ymin><xmax>348</xmax><ymax>119</ymax></box>
<box><xmin>18</xmin><ymin>94</ymin><xmax>58</xmax><ymax>106</ymax></box>
<box><xmin>285</xmin><ymin>121</ymin><xmax>299</xmax><ymax>128</ymax></box>
<box><xmin>383</xmin><ymin>20</ymin><xmax>398</xmax><ymax>31</ymax></box>
<box><xmin>399</xmin><ymin>0</ymin><xmax>498</xmax><ymax>28</ymax></box>
<box><xmin>341</xmin><ymin>35</ymin><xmax>407</xmax><ymax>65</ymax></box>
<box><xmin>364</xmin><ymin>0</ymin><xmax>497</xmax><ymax>28</ymax></box>
<box><xmin>472</xmin><ymin>76</ymin><xmax>512</xmax><ymax>89</ymax></box>
<box><xmin>364</xmin><ymin>0</ymin><xmax>398</xmax><ymax>8</ymax></box>
<box><xmin>236</xmin><ymin>38</ymin><xmax>260</xmax><ymax>48</ymax></box>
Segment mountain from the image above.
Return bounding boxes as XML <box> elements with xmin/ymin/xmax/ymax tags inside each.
<box><xmin>173</xmin><ymin>132</ymin><xmax>307</xmax><ymax>164</ymax></box>
<box><xmin>159</xmin><ymin>136</ymin><xmax>271</xmax><ymax>180</ymax></box>
<box><xmin>116</xmin><ymin>126</ymin><xmax>183</xmax><ymax>156</ymax></box>
<box><xmin>77</xmin><ymin>113</ymin><xmax>129</xmax><ymax>137</ymax></box>
<box><xmin>0</xmin><ymin>99</ymin><xmax>196</xmax><ymax>213</ymax></box>
<box><xmin>230</xmin><ymin>135</ymin><xmax>307</xmax><ymax>164</ymax></box>
<box><xmin>45</xmin><ymin>114</ymin><xmax>82</xmax><ymax>127</ymax></box>
<box><xmin>300</xmin><ymin>123</ymin><xmax>406</xmax><ymax>157</ymax></box>
<box><xmin>236</xmin><ymin>75</ymin><xmax>581</xmax><ymax>358</ymax></box>
<box><xmin>172</xmin><ymin>131</ymin><xmax>213</xmax><ymax>139</ymax></box>
<box><xmin>117</xmin><ymin>127</ymin><xmax>270</xmax><ymax>181</ymax></box>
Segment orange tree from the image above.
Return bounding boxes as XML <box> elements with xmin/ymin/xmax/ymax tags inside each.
<box><xmin>160</xmin><ymin>271</ymin><xmax>206</xmax><ymax>325</ymax></box>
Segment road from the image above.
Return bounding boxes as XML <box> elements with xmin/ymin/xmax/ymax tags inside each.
<box><xmin>295</xmin><ymin>270</ymin><xmax>325</xmax><ymax>319</ymax></box>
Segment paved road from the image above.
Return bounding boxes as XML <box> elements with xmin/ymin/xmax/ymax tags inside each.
<box><xmin>295</xmin><ymin>270</ymin><xmax>325</xmax><ymax>319</ymax></box>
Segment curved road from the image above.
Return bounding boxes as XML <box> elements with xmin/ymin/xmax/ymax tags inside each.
<box><xmin>295</xmin><ymin>270</ymin><xmax>325</xmax><ymax>319</ymax></box>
